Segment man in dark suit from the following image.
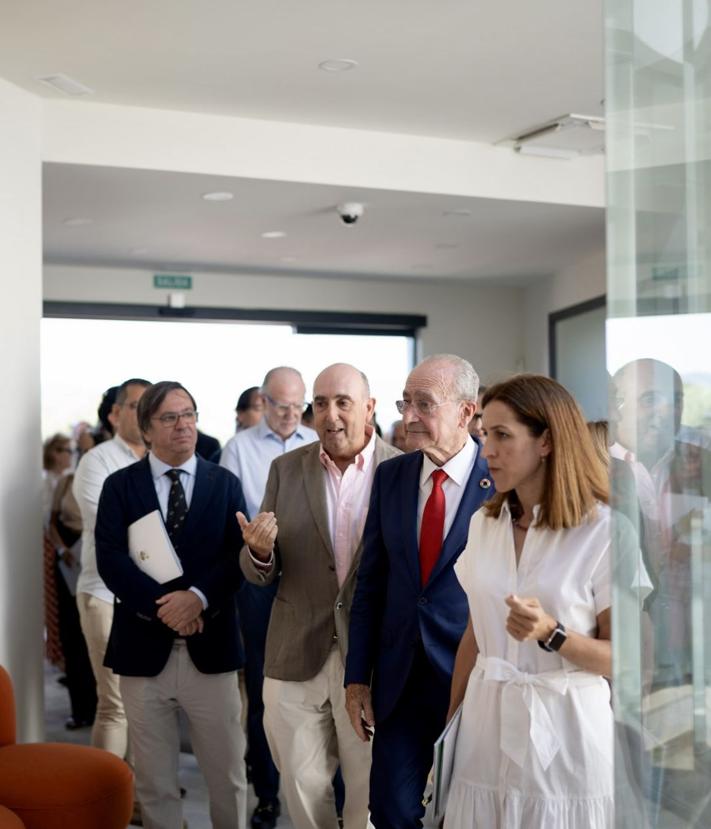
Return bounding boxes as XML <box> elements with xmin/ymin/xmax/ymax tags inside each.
<box><xmin>345</xmin><ymin>354</ymin><xmax>493</xmax><ymax>829</ymax></box>
<box><xmin>96</xmin><ymin>381</ymin><xmax>248</xmax><ymax>829</ymax></box>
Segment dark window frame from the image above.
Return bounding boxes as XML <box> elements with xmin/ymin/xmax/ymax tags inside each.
<box><xmin>548</xmin><ymin>295</ymin><xmax>606</xmax><ymax>379</ymax></box>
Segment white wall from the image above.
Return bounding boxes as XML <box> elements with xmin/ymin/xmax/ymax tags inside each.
<box><xmin>44</xmin><ymin>264</ymin><xmax>524</xmax><ymax>383</ymax></box>
<box><xmin>0</xmin><ymin>79</ymin><xmax>44</xmax><ymax>740</ymax></box>
<box><xmin>522</xmin><ymin>248</ymin><xmax>606</xmax><ymax>375</ymax></box>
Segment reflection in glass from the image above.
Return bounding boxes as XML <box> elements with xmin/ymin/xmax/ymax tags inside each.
<box><xmin>607</xmin><ymin>0</ymin><xmax>711</xmax><ymax>823</ymax></box>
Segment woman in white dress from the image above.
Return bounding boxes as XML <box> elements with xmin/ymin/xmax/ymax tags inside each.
<box><xmin>444</xmin><ymin>374</ymin><xmax>613</xmax><ymax>829</ymax></box>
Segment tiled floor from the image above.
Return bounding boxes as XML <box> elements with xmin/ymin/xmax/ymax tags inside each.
<box><xmin>44</xmin><ymin>661</ymin><xmax>295</xmax><ymax>829</ymax></box>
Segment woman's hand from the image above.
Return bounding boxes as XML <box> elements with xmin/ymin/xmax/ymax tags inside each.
<box><xmin>504</xmin><ymin>594</ymin><xmax>556</xmax><ymax>642</ymax></box>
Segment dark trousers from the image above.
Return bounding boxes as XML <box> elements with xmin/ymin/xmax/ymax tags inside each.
<box><xmin>369</xmin><ymin>645</ymin><xmax>450</xmax><ymax>829</ymax></box>
<box><xmin>237</xmin><ymin>580</ymin><xmax>280</xmax><ymax>803</ymax></box>
<box><xmin>55</xmin><ymin>561</ymin><xmax>97</xmax><ymax>723</ymax></box>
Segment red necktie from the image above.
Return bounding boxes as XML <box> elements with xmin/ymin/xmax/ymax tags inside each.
<box><xmin>419</xmin><ymin>469</ymin><xmax>448</xmax><ymax>586</ymax></box>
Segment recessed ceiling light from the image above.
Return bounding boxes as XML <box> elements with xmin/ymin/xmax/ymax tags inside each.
<box><xmin>443</xmin><ymin>209</ymin><xmax>472</xmax><ymax>218</ymax></box>
<box><xmin>62</xmin><ymin>217</ymin><xmax>93</xmax><ymax>227</ymax></box>
<box><xmin>38</xmin><ymin>73</ymin><xmax>93</xmax><ymax>97</ymax></box>
<box><xmin>318</xmin><ymin>59</ymin><xmax>358</xmax><ymax>73</ymax></box>
<box><xmin>261</xmin><ymin>231</ymin><xmax>286</xmax><ymax>239</ymax></box>
<box><xmin>130</xmin><ymin>247</ymin><xmax>149</xmax><ymax>255</ymax></box>
<box><xmin>412</xmin><ymin>264</ymin><xmax>434</xmax><ymax>270</ymax></box>
<box><xmin>202</xmin><ymin>191</ymin><xmax>234</xmax><ymax>201</ymax></box>
<box><xmin>280</xmin><ymin>256</ymin><xmax>297</xmax><ymax>263</ymax></box>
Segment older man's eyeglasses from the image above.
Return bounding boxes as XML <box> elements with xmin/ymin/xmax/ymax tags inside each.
<box><xmin>395</xmin><ymin>399</ymin><xmax>455</xmax><ymax>418</ymax></box>
<box><xmin>152</xmin><ymin>410</ymin><xmax>199</xmax><ymax>427</ymax></box>
<box><xmin>264</xmin><ymin>394</ymin><xmax>307</xmax><ymax>416</ymax></box>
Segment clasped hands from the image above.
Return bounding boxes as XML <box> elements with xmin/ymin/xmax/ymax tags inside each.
<box><xmin>236</xmin><ymin>510</ymin><xmax>278</xmax><ymax>562</ymax></box>
<box><xmin>505</xmin><ymin>594</ymin><xmax>556</xmax><ymax>643</ymax></box>
<box><xmin>156</xmin><ymin>590</ymin><xmax>204</xmax><ymax>636</ymax></box>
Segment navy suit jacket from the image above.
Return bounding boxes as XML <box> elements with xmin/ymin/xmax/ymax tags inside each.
<box><xmin>96</xmin><ymin>455</ymin><xmax>247</xmax><ymax>677</ymax></box>
<box><xmin>345</xmin><ymin>440</ymin><xmax>493</xmax><ymax>721</ymax></box>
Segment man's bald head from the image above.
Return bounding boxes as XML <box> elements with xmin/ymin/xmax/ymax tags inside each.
<box><xmin>261</xmin><ymin>366</ymin><xmax>307</xmax><ymax>440</ymax></box>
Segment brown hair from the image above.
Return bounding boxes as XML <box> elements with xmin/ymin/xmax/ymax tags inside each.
<box><xmin>43</xmin><ymin>433</ymin><xmax>71</xmax><ymax>471</ymax></box>
<box><xmin>587</xmin><ymin>420</ymin><xmax>610</xmax><ymax>469</ymax></box>
<box><xmin>482</xmin><ymin>375</ymin><xmax>608</xmax><ymax>529</ymax></box>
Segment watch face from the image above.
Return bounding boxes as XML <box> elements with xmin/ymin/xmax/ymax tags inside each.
<box><xmin>549</xmin><ymin>626</ymin><xmax>567</xmax><ymax>651</ymax></box>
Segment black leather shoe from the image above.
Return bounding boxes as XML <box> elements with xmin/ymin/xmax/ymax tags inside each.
<box><xmin>65</xmin><ymin>716</ymin><xmax>93</xmax><ymax>730</ymax></box>
<box><xmin>251</xmin><ymin>799</ymin><xmax>281</xmax><ymax>829</ymax></box>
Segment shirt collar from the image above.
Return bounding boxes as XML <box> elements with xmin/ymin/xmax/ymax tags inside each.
<box><xmin>149</xmin><ymin>451</ymin><xmax>197</xmax><ymax>481</ymax></box>
<box><xmin>420</xmin><ymin>436</ymin><xmax>477</xmax><ymax>489</ymax></box>
<box><xmin>319</xmin><ymin>425</ymin><xmax>376</xmax><ymax>474</ymax></box>
<box><xmin>113</xmin><ymin>433</ymin><xmax>143</xmax><ymax>459</ymax></box>
<box><xmin>256</xmin><ymin>417</ymin><xmax>310</xmax><ymax>443</ymax></box>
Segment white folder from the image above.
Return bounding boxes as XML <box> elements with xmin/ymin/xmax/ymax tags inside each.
<box><xmin>128</xmin><ymin>509</ymin><xmax>184</xmax><ymax>584</ymax></box>
<box><xmin>432</xmin><ymin>704</ymin><xmax>462</xmax><ymax>819</ymax></box>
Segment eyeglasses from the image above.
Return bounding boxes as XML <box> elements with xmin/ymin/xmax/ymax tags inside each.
<box><xmin>55</xmin><ymin>447</ymin><xmax>72</xmax><ymax>454</ymax></box>
<box><xmin>395</xmin><ymin>399</ymin><xmax>455</xmax><ymax>418</ymax></box>
<box><xmin>264</xmin><ymin>394</ymin><xmax>307</xmax><ymax>415</ymax></box>
<box><xmin>152</xmin><ymin>410</ymin><xmax>199</xmax><ymax>427</ymax></box>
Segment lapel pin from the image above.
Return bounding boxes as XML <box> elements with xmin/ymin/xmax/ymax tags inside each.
<box><xmin>479</xmin><ymin>478</ymin><xmax>492</xmax><ymax>489</ymax></box>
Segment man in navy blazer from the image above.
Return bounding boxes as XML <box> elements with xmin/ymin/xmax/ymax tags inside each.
<box><xmin>345</xmin><ymin>355</ymin><xmax>493</xmax><ymax>829</ymax></box>
<box><xmin>96</xmin><ymin>381</ymin><xmax>248</xmax><ymax>829</ymax></box>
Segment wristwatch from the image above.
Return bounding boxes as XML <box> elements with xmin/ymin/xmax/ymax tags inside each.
<box><xmin>538</xmin><ymin>621</ymin><xmax>567</xmax><ymax>652</ymax></box>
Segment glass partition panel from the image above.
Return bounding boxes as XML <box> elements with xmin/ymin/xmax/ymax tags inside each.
<box><xmin>607</xmin><ymin>0</ymin><xmax>711</xmax><ymax>824</ymax></box>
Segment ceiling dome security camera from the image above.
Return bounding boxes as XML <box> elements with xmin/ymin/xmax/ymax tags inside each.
<box><xmin>337</xmin><ymin>202</ymin><xmax>365</xmax><ymax>225</ymax></box>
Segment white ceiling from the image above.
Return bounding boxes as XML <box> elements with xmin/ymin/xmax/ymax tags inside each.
<box><xmin>43</xmin><ymin>164</ymin><xmax>604</xmax><ymax>282</ymax></box>
<box><xmin>2</xmin><ymin>1</ymin><xmax>603</xmax><ymax>142</ymax></box>
<box><xmin>5</xmin><ymin>1</ymin><xmax>606</xmax><ymax>281</ymax></box>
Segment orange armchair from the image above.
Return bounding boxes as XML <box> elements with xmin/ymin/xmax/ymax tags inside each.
<box><xmin>0</xmin><ymin>665</ymin><xmax>132</xmax><ymax>829</ymax></box>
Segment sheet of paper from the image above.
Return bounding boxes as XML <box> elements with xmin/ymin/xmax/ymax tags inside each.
<box><xmin>128</xmin><ymin>509</ymin><xmax>184</xmax><ymax>584</ymax></box>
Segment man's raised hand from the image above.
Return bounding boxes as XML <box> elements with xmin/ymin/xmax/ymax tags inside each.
<box><xmin>236</xmin><ymin>511</ymin><xmax>278</xmax><ymax>562</ymax></box>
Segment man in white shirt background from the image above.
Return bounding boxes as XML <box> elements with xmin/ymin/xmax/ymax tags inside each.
<box><xmin>73</xmin><ymin>377</ymin><xmax>151</xmax><ymax>758</ymax></box>
<box><xmin>221</xmin><ymin>367</ymin><xmax>317</xmax><ymax>829</ymax></box>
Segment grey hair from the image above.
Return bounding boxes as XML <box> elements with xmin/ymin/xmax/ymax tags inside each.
<box><xmin>261</xmin><ymin>366</ymin><xmax>306</xmax><ymax>394</ymax></box>
<box><xmin>417</xmin><ymin>354</ymin><xmax>479</xmax><ymax>401</ymax></box>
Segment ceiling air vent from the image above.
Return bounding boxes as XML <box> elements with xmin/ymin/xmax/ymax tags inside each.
<box><xmin>501</xmin><ymin>114</ymin><xmax>605</xmax><ymax>160</ymax></box>
<box><xmin>38</xmin><ymin>73</ymin><xmax>94</xmax><ymax>97</ymax></box>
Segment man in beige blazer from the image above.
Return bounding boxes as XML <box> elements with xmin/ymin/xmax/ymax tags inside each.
<box><xmin>238</xmin><ymin>363</ymin><xmax>400</xmax><ymax>829</ymax></box>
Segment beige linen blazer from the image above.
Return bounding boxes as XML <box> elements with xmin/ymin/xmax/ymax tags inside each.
<box><xmin>240</xmin><ymin>436</ymin><xmax>400</xmax><ymax>681</ymax></box>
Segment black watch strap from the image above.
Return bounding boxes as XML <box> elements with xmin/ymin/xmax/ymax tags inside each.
<box><xmin>538</xmin><ymin>621</ymin><xmax>566</xmax><ymax>652</ymax></box>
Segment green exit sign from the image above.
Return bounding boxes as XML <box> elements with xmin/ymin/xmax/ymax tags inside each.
<box><xmin>154</xmin><ymin>274</ymin><xmax>192</xmax><ymax>290</ymax></box>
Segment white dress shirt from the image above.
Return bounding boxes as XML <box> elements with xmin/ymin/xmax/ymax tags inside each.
<box><xmin>73</xmin><ymin>434</ymin><xmax>143</xmax><ymax>602</ymax></box>
<box><xmin>220</xmin><ymin>419</ymin><xmax>318</xmax><ymax>518</ymax></box>
<box><xmin>147</xmin><ymin>452</ymin><xmax>207</xmax><ymax>609</ymax></box>
<box><xmin>417</xmin><ymin>436</ymin><xmax>478</xmax><ymax>542</ymax></box>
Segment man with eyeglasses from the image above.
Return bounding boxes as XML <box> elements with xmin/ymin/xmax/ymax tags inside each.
<box><xmin>345</xmin><ymin>354</ymin><xmax>493</xmax><ymax>829</ymax></box>
<box><xmin>73</xmin><ymin>377</ymin><xmax>151</xmax><ymax>757</ymax></box>
<box><xmin>238</xmin><ymin>363</ymin><xmax>400</xmax><ymax>829</ymax></box>
<box><xmin>221</xmin><ymin>367</ymin><xmax>317</xmax><ymax>829</ymax></box>
<box><xmin>96</xmin><ymin>381</ymin><xmax>249</xmax><ymax>829</ymax></box>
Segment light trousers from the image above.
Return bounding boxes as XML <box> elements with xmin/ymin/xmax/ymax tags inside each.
<box><xmin>76</xmin><ymin>592</ymin><xmax>129</xmax><ymax>758</ymax></box>
<box><xmin>263</xmin><ymin>646</ymin><xmax>371</xmax><ymax>829</ymax></box>
<box><xmin>121</xmin><ymin>641</ymin><xmax>247</xmax><ymax>829</ymax></box>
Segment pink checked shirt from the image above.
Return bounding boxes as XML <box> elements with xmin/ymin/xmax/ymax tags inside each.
<box><xmin>319</xmin><ymin>427</ymin><xmax>377</xmax><ymax>587</ymax></box>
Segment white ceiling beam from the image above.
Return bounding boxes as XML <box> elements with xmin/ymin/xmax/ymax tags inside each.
<box><xmin>42</xmin><ymin>99</ymin><xmax>604</xmax><ymax>209</ymax></box>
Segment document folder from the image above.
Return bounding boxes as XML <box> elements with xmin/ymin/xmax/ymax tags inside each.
<box><xmin>432</xmin><ymin>704</ymin><xmax>462</xmax><ymax>819</ymax></box>
<box><xmin>128</xmin><ymin>509</ymin><xmax>183</xmax><ymax>584</ymax></box>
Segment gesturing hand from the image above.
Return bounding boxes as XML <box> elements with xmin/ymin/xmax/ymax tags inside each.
<box><xmin>345</xmin><ymin>683</ymin><xmax>375</xmax><ymax>742</ymax></box>
<box><xmin>236</xmin><ymin>511</ymin><xmax>278</xmax><ymax>562</ymax></box>
<box><xmin>504</xmin><ymin>594</ymin><xmax>556</xmax><ymax>643</ymax></box>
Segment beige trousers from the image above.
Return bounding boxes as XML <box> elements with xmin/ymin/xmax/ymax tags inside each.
<box><xmin>120</xmin><ymin>641</ymin><xmax>247</xmax><ymax>829</ymax></box>
<box><xmin>76</xmin><ymin>592</ymin><xmax>129</xmax><ymax>758</ymax></box>
<box><xmin>263</xmin><ymin>647</ymin><xmax>372</xmax><ymax>829</ymax></box>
